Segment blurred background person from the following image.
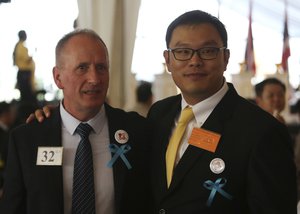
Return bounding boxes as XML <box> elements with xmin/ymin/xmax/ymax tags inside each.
<box><xmin>128</xmin><ymin>81</ymin><xmax>153</xmax><ymax>117</ymax></box>
<box><xmin>0</xmin><ymin>101</ymin><xmax>17</xmax><ymax>198</ymax></box>
<box><xmin>255</xmin><ymin>77</ymin><xmax>286</xmax><ymax>124</ymax></box>
<box><xmin>291</xmin><ymin>99</ymin><xmax>300</xmax><ymax>203</ymax></box>
<box><xmin>13</xmin><ymin>30</ymin><xmax>37</xmax><ymax>104</ymax></box>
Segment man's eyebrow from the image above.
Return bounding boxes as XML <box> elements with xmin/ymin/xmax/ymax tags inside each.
<box><xmin>172</xmin><ymin>40</ymin><xmax>219</xmax><ymax>47</ymax></box>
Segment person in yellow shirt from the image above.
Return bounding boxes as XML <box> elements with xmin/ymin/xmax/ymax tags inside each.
<box><xmin>13</xmin><ymin>30</ymin><xmax>36</xmax><ymax>103</ymax></box>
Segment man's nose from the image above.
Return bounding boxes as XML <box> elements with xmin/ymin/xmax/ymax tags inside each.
<box><xmin>189</xmin><ymin>51</ymin><xmax>203</xmax><ymax>65</ymax></box>
<box><xmin>87</xmin><ymin>66</ymin><xmax>100</xmax><ymax>82</ymax></box>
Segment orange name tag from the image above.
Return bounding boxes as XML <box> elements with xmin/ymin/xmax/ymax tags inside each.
<box><xmin>188</xmin><ymin>128</ymin><xmax>221</xmax><ymax>153</ymax></box>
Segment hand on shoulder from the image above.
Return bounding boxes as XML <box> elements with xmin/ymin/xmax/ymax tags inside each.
<box><xmin>26</xmin><ymin>105</ymin><xmax>55</xmax><ymax>123</ymax></box>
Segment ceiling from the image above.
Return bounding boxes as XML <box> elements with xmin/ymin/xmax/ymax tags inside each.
<box><xmin>221</xmin><ymin>0</ymin><xmax>300</xmax><ymax>37</ymax></box>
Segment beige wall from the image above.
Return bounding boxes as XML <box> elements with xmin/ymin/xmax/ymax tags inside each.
<box><xmin>76</xmin><ymin>0</ymin><xmax>141</xmax><ymax>108</ymax></box>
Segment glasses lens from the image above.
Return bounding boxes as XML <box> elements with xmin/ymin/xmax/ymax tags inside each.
<box><xmin>173</xmin><ymin>48</ymin><xmax>193</xmax><ymax>60</ymax></box>
<box><xmin>198</xmin><ymin>47</ymin><xmax>219</xmax><ymax>59</ymax></box>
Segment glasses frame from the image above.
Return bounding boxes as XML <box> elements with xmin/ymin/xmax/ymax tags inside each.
<box><xmin>167</xmin><ymin>46</ymin><xmax>226</xmax><ymax>61</ymax></box>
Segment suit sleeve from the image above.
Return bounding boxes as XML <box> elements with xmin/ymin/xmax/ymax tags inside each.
<box><xmin>247</xmin><ymin>123</ymin><xmax>297</xmax><ymax>214</ymax></box>
<box><xmin>0</xmin><ymin>130</ymin><xmax>26</xmax><ymax>213</ymax></box>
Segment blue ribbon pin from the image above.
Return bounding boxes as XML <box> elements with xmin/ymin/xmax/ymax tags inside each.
<box><xmin>107</xmin><ymin>144</ymin><xmax>132</xmax><ymax>169</ymax></box>
<box><xmin>203</xmin><ymin>178</ymin><xmax>233</xmax><ymax>207</ymax></box>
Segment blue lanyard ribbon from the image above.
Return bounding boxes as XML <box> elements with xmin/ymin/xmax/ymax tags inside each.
<box><xmin>203</xmin><ymin>178</ymin><xmax>233</xmax><ymax>207</ymax></box>
<box><xmin>107</xmin><ymin>144</ymin><xmax>132</xmax><ymax>169</ymax></box>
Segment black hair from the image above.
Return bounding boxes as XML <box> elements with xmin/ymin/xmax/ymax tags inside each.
<box><xmin>136</xmin><ymin>81</ymin><xmax>152</xmax><ymax>103</ymax></box>
<box><xmin>165</xmin><ymin>10</ymin><xmax>228</xmax><ymax>48</ymax></box>
<box><xmin>0</xmin><ymin>101</ymin><xmax>11</xmax><ymax>115</ymax></box>
<box><xmin>18</xmin><ymin>30</ymin><xmax>27</xmax><ymax>40</ymax></box>
<box><xmin>255</xmin><ymin>78</ymin><xmax>286</xmax><ymax>97</ymax></box>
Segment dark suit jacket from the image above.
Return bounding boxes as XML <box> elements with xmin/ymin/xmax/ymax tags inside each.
<box><xmin>0</xmin><ymin>103</ymin><xmax>153</xmax><ymax>214</ymax></box>
<box><xmin>0</xmin><ymin>127</ymin><xmax>9</xmax><ymax>188</ymax></box>
<box><xmin>148</xmin><ymin>83</ymin><xmax>297</xmax><ymax>214</ymax></box>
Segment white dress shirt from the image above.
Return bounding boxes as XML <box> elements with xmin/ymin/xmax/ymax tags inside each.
<box><xmin>174</xmin><ymin>81</ymin><xmax>229</xmax><ymax>165</ymax></box>
<box><xmin>60</xmin><ymin>103</ymin><xmax>115</xmax><ymax>214</ymax></box>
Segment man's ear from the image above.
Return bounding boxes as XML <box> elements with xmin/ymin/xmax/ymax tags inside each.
<box><xmin>255</xmin><ymin>97</ymin><xmax>262</xmax><ymax>106</ymax></box>
<box><xmin>53</xmin><ymin>66</ymin><xmax>63</xmax><ymax>89</ymax></box>
<box><xmin>223</xmin><ymin>49</ymin><xmax>230</xmax><ymax>71</ymax></box>
<box><xmin>163</xmin><ymin>50</ymin><xmax>171</xmax><ymax>73</ymax></box>
<box><xmin>164</xmin><ymin>50</ymin><xmax>170</xmax><ymax>64</ymax></box>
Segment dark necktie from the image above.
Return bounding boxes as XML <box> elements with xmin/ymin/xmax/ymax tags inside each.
<box><xmin>72</xmin><ymin>123</ymin><xmax>95</xmax><ymax>214</ymax></box>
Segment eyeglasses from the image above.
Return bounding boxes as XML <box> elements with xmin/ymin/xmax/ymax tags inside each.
<box><xmin>167</xmin><ymin>47</ymin><xmax>226</xmax><ymax>61</ymax></box>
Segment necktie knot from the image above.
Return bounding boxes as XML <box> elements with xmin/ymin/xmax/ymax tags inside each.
<box><xmin>178</xmin><ymin>107</ymin><xmax>194</xmax><ymax>125</ymax></box>
<box><xmin>76</xmin><ymin>123</ymin><xmax>93</xmax><ymax>140</ymax></box>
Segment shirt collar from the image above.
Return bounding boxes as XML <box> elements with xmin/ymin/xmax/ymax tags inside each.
<box><xmin>60</xmin><ymin>101</ymin><xmax>105</xmax><ymax>135</ymax></box>
<box><xmin>181</xmin><ymin>80</ymin><xmax>229</xmax><ymax>126</ymax></box>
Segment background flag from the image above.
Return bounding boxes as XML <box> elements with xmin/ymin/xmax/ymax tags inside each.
<box><xmin>281</xmin><ymin>6</ymin><xmax>290</xmax><ymax>72</ymax></box>
<box><xmin>244</xmin><ymin>0</ymin><xmax>256</xmax><ymax>73</ymax></box>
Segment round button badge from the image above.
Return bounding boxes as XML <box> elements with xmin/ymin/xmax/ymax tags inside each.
<box><xmin>114</xmin><ymin>130</ymin><xmax>129</xmax><ymax>144</ymax></box>
<box><xmin>209</xmin><ymin>158</ymin><xmax>225</xmax><ymax>174</ymax></box>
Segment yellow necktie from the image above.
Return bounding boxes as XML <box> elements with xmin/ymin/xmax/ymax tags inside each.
<box><xmin>166</xmin><ymin>107</ymin><xmax>194</xmax><ymax>187</ymax></box>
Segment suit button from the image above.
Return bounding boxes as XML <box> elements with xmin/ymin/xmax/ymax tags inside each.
<box><xmin>159</xmin><ymin>209</ymin><xmax>166</xmax><ymax>214</ymax></box>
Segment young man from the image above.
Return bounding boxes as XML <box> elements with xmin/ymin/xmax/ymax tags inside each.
<box><xmin>0</xmin><ymin>101</ymin><xmax>16</xmax><ymax>198</ymax></box>
<box><xmin>0</xmin><ymin>29</ymin><xmax>153</xmax><ymax>214</ymax></box>
<box><xmin>147</xmin><ymin>10</ymin><xmax>297</xmax><ymax>213</ymax></box>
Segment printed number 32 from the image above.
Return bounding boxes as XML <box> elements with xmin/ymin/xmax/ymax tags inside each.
<box><xmin>42</xmin><ymin>151</ymin><xmax>55</xmax><ymax>162</ymax></box>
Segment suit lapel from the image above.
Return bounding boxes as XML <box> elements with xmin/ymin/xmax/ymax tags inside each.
<box><xmin>167</xmin><ymin>84</ymin><xmax>238</xmax><ymax>192</ymax></box>
<box><xmin>155</xmin><ymin>97</ymin><xmax>181</xmax><ymax>196</ymax></box>
<box><xmin>105</xmin><ymin>104</ymin><xmax>128</xmax><ymax>213</ymax></box>
<box><xmin>34</xmin><ymin>107</ymin><xmax>64</xmax><ymax>210</ymax></box>
<box><xmin>169</xmin><ymin>110</ymin><xmax>225</xmax><ymax>191</ymax></box>
<box><xmin>49</xmin><ymin>108</ymin><xmax>64</xmax><ymax>201</ymax></box>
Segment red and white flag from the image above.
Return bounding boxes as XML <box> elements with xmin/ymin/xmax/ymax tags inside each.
<box><xmin>281</xmin><ymin>7</ymin><xmax>290</xmax><ymax>72</ymax></box>
<box><xmin>244</xmin><ymin>0</ymin><xmax>256</xmax><ymax>73</ymax></box>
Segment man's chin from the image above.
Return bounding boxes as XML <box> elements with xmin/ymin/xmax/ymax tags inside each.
<box><xmin>86</xmin><ymin>102</ymin><xmax>104</xmax><ymax>109</ymax></box>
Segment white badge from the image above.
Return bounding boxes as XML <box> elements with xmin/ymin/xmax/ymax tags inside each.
<box><xmin>209</xmin><ymin>158</ymin><xmax>225</xmax><ymax>174</ymax></box>
<box><xmin>36</xmin><ymin>147</ymin><xmax>63</xmax><ymax>166</ymax></box>
<box><xmin>114</xmin><ymin>130</ymin><xmax>129</xmax><ymax>144</ymax></box>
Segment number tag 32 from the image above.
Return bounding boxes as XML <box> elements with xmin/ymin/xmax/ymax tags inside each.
<box><xmin>36</xmin><ymin>147</ymin><xmax>63</xmax><ymax>166</ymax></box>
